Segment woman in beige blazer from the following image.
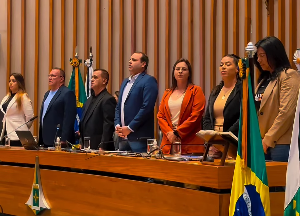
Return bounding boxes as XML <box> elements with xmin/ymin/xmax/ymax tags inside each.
<box><xmin>254</xmin><ymin>36</ymin><xmax>300</xmax><ymax>162</ymax></box>
<box><xmin>0</xmin><ymin>73</ymin><xmax>34</xmax><ymax>146</ymax></box>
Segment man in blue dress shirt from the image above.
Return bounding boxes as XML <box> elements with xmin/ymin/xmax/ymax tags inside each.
<box><xmin>39</xmin><ymin>68</ymin><xmax>77</xmax><ymax>147</ymax></box>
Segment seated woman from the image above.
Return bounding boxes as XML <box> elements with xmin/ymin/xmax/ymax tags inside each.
<box><xmin>254</xmin><ymin>36</ymin><xmax>300</xmax><ymax>162</ymax></box>
<box><xmin>157</xmin><ymin>58</ymin><xmax>206</xmax><ymax>154</ymax></box>
<box><xmin>0</xmin><ymin>73</ymin><xmax>34</xmax><ymax>146</ymax></box>
<box><xmin>203</xmin><ymin>54</ymin><xmax>242</xmax><ymax>158</ymax></box>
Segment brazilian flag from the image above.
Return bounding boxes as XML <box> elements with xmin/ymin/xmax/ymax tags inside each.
<box><xmin>68</xmin><ymin>57</ymin><xmax>87</xmax><ymax>133</ymax></box>
<box><xmin>229</xmin><ymin>58</ymin><xmax>271</xmax><ymax>216</ymax></box>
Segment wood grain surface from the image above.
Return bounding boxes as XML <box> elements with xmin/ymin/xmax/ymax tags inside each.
<box><xmin>0</xmin><ymin>148</ymin><xmax>287</xmax><ymax>190</ymax></box>
<box><xmin>0</xmin><ymin>165</ymin><xmax>228</xmax><ymax>216</ymax></box>
<box><xmin>0</xmin><ymin>165</ymin><xmax>285</xmax><ymax>216</ymax></box>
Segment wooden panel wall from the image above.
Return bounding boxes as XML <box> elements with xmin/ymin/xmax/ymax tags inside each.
<box><xmin>21</xmin><ymin>0</ymin><xmax>25</xmax><ymax>77</ymax></box>
<box><xmin>49</xmin><ymin>0</ymin><xmax>53</xmax><ymax>73</ymax></box>
<box><xmin>288</xmin><ymin>0</ymin><xmax>297</xmax><ymax>69</ymax></box>
<box><xmin>61</xmin><ymin>0</ymin><xmax>65</xmax><ymax>70</ymax></box>
<box><xmin>33</xmin><ymin>0</ymin><xmax>39</xmax><ymax>135</ymax></box>
<box><xmin>84</xmin><ymin>0</ymin><xmax>89</xmax><ymax>79</ymax></box>
<box><xmin>3</xmin><ymin>0</ymin><xmax>300</xmax><ymax>137</ymax></box>
<box><xmin>6</xmin><ymin>0</ymin><xmax>11</xmax><ymax>90</ymax></box>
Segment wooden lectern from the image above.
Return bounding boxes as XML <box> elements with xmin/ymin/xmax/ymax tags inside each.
<box><xmin>196</xmin><ymin>130</ymin><xmax>238</xmax><ymax>166</ymax></box>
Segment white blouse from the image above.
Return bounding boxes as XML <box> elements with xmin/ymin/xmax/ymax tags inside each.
<box><xmin>168</xmin><ymin>94</ymin><xmax>185</xmax><ymax>129</ymax></box>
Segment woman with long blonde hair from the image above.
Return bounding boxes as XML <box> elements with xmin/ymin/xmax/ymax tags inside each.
<box><xmin>0</xmin><ymin>73</ymin><xmax>34</xmax><ymax>146</ymax></box>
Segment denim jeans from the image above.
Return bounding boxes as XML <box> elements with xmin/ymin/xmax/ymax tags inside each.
<box><xmin>118</xmin><ymin>139</ymin><xmax>147</xmax><ymax>153</ymax></box>
<box><xmin>265</xmin><ymin>144</ymin><xmax>290</xmax><ymax>162</ymax></box>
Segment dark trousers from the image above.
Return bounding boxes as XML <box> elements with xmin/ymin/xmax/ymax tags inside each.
<box><xmin>118</xmin><ymin>139</ymin><xmax>147</xmax><ymax>153</ymax></box>
<box><xmin>265</xmin><ymin>144</ymin><xmax>290</xmax><ymax>162</ymax></box>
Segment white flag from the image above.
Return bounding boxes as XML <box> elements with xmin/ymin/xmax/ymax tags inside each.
<box><xmin>293</xmin><ymin>49</ymin><xmax>300</xmax><ymax>72</ymax></box>
<box><xmin>284</xmin><ymin>89</ymin><xmax>300</xmax><ymax>215</ymax></box>
<box><xmin>84</xmin><ymin>59</ymin><xmax>93</xmax><ymax>98</ymax></box>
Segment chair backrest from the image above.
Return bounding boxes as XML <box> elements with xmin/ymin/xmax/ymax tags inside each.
<box><xmin>113</xmin><ymin>132</ymin><xmax>119</xmax><ymax>150</ymax></box>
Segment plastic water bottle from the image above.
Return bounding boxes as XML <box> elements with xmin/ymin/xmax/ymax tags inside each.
<box><xmin>151</xmin><ymin>139</ymin><xmax>159</xmax><ymax>158</ymax></box>
<box><xmin>55</xmin><ymin>137</ymin><xmax>61</xmax><ymax>151</ymax></box>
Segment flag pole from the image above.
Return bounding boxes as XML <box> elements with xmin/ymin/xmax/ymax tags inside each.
<box><xmin>84</xmin><ymin>47</ymin><xmax>93</xmax><ymax>98</ymax></box>
<box><xmin>245</xmin><ymin>42</ymin><xmax>256</xmax><ymax>97</ymax></box>
<box><xmin>240</xmin><ymin>41</ymin><xmax>256</xmax><ymax>167</ymax></box>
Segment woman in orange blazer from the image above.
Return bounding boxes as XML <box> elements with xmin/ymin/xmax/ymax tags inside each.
<box><xmin>157</xmin><ymin>58</ymin><xmax>206</xmax><ymax>154</ymax></box>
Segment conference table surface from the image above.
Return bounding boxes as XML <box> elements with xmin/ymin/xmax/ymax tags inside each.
<box><xmin>0</xmin><ymin>147</ymin><xmax>287</xmax><ymax>216</ymax></box>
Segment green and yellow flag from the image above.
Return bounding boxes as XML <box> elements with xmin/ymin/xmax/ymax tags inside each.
<box><xmin>229</xmin><ymin>58</ymin><xmax>271</xmax><ymax>216</ymax></box>
<box><xmin>284</xmin><ymin>88</ymin><xmax>300</xmax><ymax>216</ymax></box>
<box><xmin>68</xmin><ymin>56</ymin><xmax>87</xmax><ymax>132</ymax></box>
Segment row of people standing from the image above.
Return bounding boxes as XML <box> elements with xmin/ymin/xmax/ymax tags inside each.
<box><xmin>0</xmin><ymin>68</ymin><xmax>78</xmax><ymax>148</ymax></box>
<box><xmin>1</xmin><ymin>36</ymin><xmax>299</xmax><ymax>162</ymax></box>
<box><xmin>125</xmin><ymin>36</ymin><xmax>300</xmax><ymax>162</ymax></box>
<box><xmin>203</xmin><ymin>36</ymin><xmax>300</xmax><ymax>162</ymax></box>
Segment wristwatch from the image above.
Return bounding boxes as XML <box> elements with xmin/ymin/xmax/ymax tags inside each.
<box><xmin>173</xmin><ymin>130</ymin><xmax>181</xmax><ymax>139</ymax></box>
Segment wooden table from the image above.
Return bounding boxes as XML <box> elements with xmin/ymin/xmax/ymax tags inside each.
<box><xmin>0</xmin><ymin>148</ymin><xmax>287</xmax><ymax>216</ymax></box>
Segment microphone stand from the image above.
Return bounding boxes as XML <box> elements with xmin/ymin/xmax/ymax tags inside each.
<box><xmin>2</xmin><ymin>116</ymin><xmax>38</xmax><ymax>140</ymax></box>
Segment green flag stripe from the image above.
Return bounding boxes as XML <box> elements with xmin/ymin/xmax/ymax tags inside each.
<box><xmin>247</xmin><ymin>74</ymin><xmax>268</xmax><ymax>186</ymax></box>
<box><xmin>284</xmin><ymin>188</ymin><xmax>300</xmax><ymax>215</ymax></box>
<box><xmin>68</xmin><ymin>68</ymin><xmax>87</xmax><ymax>105</ymax></box>
<box><xmin>237</xmin><ymin>58</ymin><xmax>268</xmax><ymax>186</ymax></box>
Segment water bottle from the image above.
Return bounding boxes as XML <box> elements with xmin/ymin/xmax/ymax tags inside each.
<box><xmin>151</xmin><ymin>139</ymin><xmax>159</xmax><ymax>158</ymax></box>
<box><xmin>55</xmin><ymin>137</ymin><xmax>61</xmax><ymax>151</ymax></box>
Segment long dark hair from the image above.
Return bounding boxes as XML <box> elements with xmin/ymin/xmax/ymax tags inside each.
<box><xmin>8</xmin><ymin>73</ymin><xmax>27</xmax><ymax>110</ymax></box>
<box><xmin>211</xmin><ymin>54</ymin><xmax>241</xmax><ymax>96</ymax></box>
<box><xmin>254</xmin><ymin>36</ymin><xmax>291</xmax><ymax>83</ymax></box>
<box><xmin>171</xmin><ymin>58</ymin><xmax>193</xmax><ymax>90</ymax></box>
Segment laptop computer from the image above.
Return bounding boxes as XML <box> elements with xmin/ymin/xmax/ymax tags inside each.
<box><xmin>16</xmin><ymin>131</ymin><xmax>38</xmax><ymax>150</ymax></box>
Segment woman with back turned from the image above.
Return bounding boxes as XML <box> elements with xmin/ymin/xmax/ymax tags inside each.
<box><xmin>254</xmin><ymin>36</ymin><xmax>300</xmax><ymax>162</ymax></box>
<box><xmin>0</xmin><ymin>73</ymin><xmax>34</xmax><ymax>146</ymax></box>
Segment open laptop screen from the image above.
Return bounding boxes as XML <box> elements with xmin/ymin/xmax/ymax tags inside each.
<box><xmin>15</xmin><ymin>131</ymin><xmax>38</xmax><ymax>150</ymax></box>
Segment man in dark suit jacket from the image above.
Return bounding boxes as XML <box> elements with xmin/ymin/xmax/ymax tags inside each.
<box><xmin>79</xmin><ymin>69</ymin><xmax>116</xmax><ymax>150</ymax></box>
<box><xmin>115</xmin><ymin>52</ymin><xmax>158</xmax><ymax>152</ymax></box>
<box><xmin>39</xmin><ymin>68</ymin><xmax>77</xmax><ymax>147</ymax></box>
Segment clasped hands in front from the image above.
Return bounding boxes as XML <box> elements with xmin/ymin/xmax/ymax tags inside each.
<box><xmin>115</xmin><ymin>125</ymin><xmax>131</xmax><ymax>138</ymax></box>
<box><xmin>166</xmin><ymin>131</ymin><xmax>181</xmax><ymax>144</ymax></box>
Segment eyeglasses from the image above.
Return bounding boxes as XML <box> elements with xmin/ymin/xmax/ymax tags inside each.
<box><xmin>48</xmin><ymin>74</ymin><xmax>63</xmax><ymax>78</ymax></box>
<box><xmin>175</xmin><ymin>67</ymin><xmax>188</xmax><ymax>71</ymax></box>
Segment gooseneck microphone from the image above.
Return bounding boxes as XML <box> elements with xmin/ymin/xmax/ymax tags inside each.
<box><xmin>3</xmin><ymin>116</ymin><xmax>38</xmax><ymax>139</ymax></box>
<box><xmin>137</xmin><ymin>137</ymin><xmax>152</xmax><ymax>140</ymax></box>
<box><xmin>53</xmin><ymin>124</ymin><xmax>60</xmax><ymax>147</ymax></box>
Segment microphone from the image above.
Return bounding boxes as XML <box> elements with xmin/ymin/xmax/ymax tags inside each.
<box><xmin>3</xmin><ymin>116</ymin><xmax>38</xmax><ymax>139</ymax></box>
<box><xmin>137</xmin><ymin>137</ymin><xmax>152</xmax><ymax>140</ymax></box>
<box><xmin>53</xmin><ymin>124</ymin><xmax>60</xmax><ymax>147</ymax></box>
